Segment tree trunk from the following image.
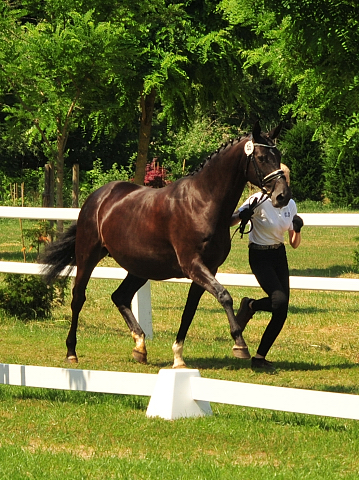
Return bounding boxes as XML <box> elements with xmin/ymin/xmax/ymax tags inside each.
<box><xmin>72</xmin><ymin>163</ymin><xmax>79</xmax><ymax>209</ymax></box>
<box><xmin>133</xmin><ymin>88</ymin><xmax>156</xmax><ymax>185</ymax></box>
<box><xmin>42</xmin><ymin>163</ymin><xmax>54</xmax><ymax>208</ymax></box>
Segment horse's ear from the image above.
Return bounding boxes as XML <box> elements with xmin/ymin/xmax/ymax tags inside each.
<box><xmin>268</xmin><ymin>122</ymin><xmax>282</xmax><ymax>140</ymax></box>
<box><xmin>252</xmin><ymin>120</ymin><xmax>261</xmax><ymax>142</ymax></box>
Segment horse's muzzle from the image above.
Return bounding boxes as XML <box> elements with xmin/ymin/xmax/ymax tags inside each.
<box><xmin>271</xmin><ymin>183</ymin><xmax>292</xmax><ymax>208</ymax></box>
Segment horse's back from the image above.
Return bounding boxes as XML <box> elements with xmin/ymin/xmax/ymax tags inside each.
<box><xmin>84</xmin><ymin>181</ymin><xmax>143</xmax><ymax>206</ymax></box>
<box><xmin>78</xmin><ymin>181</ymin><xmax>146</xmax><ymax>228</ymax></box>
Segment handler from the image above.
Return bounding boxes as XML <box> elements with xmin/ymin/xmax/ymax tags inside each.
<box><xmin>230</xmin><ymin>165</ymin><xmax>303</xmax><ymax>370</ymax></box>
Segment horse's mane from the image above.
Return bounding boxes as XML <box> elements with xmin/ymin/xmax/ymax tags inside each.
<box><xmin>187</xmin><ymin>133</ymin><xmax>250</xmax><ymax>177</ymax></box>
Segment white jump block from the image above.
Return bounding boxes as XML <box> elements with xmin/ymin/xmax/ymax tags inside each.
<box><xmin>146</xmin><ymin>369</ymin><xmax>212</xmax><ymax>420</ymax></box>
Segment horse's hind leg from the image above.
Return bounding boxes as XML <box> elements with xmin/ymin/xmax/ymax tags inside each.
<box><xmin>66</xmin><ymin>237</ymin><xmax>107</xmax><ymax>363</ymax></box>
<box><xmin>66</xmin><ymin>260</ymin><xmax>99</xmax><ymax>363</ymax></box>
<box><xmin>172</xmin><ymin>282</ymin><xmax>205</xmax><ymax>368</ymax></box>
<box><xmin>111</xmin><ymin>274</ymin><xmax>148</xmax><ymax>364</ymax></box>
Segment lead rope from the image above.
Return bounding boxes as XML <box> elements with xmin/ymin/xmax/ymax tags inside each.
<box><xmin>231</xmin><ymin>192</ymin><xmax>268</xmax><ymax>241</ymax></box>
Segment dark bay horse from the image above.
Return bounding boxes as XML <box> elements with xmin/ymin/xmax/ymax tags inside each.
<box><xmin>41</xmin><ymin>122</ymin><xmax>291</xmax><ymax>368</ymax></box>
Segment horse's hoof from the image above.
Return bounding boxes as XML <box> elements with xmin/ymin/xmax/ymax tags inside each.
<box><xmin>66</xmin><ymin>355</ymin><xmax>78</xmax><ymax>364</ymax></box>
<box><xmin>232</xmin><ymin>346</ymin><xmax>251</xmax><ymax>359</ymax></box>
<box><xmin>132</xmin><ymin>349</ymin><xmax>147</xmax><ymax>365</ymax></box>
<box><xmin>172</xmin><ymin>363</ymin><xmax>187</xmax><ymax>369</ymax></box>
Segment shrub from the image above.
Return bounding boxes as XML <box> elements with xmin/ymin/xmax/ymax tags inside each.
<box><xmin>322</xmin><ymin>119</ymin><xmax>359</xmax><ymax>208</ymax></box>
<box><xmin>0</xmin><ymin>274</ymin><xmax>69</xmax><ymax>320</ymax></box>
<box><xmin>144</xmin><ymin>159</ymin><xmax>168</xmax><ymax>187</ymax></box>
<box><xmin>23</xmin><ymin>221</ymin><xmax>55</xmax><ymax>254</ymax></box>
<box><xmin>79</xmin><ymin>158</ymin><xmax>134</xmax><ymax>202</ymax></box>
<box><xmin>278</xmin><ymin>122</ymin><xmax>324</xmax><ymax>202</ymax></box>
<box><xmin>354</xmin><ymin>247</ymin><xmax>359</xmax><ymax>273</ymax></box>
<box><xmin>0</xmin><ymin>168</ymin><xmax>44</xmax><ymax>206</ymax></box>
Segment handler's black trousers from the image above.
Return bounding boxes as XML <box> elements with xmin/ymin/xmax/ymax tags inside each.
<box><xmin>249</xmin><ymin>244</ymin><xmax>289</xmax><ymax>357</ymax></box>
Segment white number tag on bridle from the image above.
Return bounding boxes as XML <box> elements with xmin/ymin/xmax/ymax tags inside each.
<box><xmin>244</xmin><ymin>140</ymin><xmax>254</xmax><ymax>156</ymax></box>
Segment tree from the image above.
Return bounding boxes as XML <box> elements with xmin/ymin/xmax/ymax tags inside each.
<box><xmin>0</xmin><ymin>4</ymin><xmax>138</xmax><ymax>218</ymax></box>
<box><xmin>236</xmin><ymin>0</ymin><xmax>359</xmax><ymax>204</ymax></box>
<box><xmin>122</xmin><ymin>0</ymin><xmax>262</xmax><ymax>184</ymax></box>
<box><xmin>1</xmin><ymin>0</ymin><xmax>265</xmax><ymax>191</ymax></box>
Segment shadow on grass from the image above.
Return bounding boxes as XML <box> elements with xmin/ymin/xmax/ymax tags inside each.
<box><xmin>290</xmin><ymin>265</ymin><xmax>358</xmax><ymax>277</ymax></box>
<box><xmin>155</xmin><ymin>304</ymin><xmax>332</xmax><ymax>316</ymax></box>
<box><xmin>148</xmin><ymin>355</ymin><xmax>247</xmax><ymax>371</ymax></box>
<box><xmin>288</xmin><ymin>305</ymin><xmax>330</xmax><ymax>314</ymax></box>
<box><xmin>274</xmin><ymin>360</ymin><xmax>359</xmax><ymax>373</ymax></box>
<box><xmin>0</xmin><ymin>385</ymin><xmax>148</xmax><ymax>409</ymax></box>
<box><xmin>150</xmin><ymin>355</ymin><xmax>359</xmax><ymax>374</ymax></box>
<box><xmin>0</xmin><ymin>251</ymin><xmax>38</xmax><ymax>263</ymax></box>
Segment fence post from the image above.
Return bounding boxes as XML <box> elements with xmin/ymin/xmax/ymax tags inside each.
<box><xmin>43</xmin><ymin>165</ymin><xmax>50</xmax><ymax>207</ymax></box>
<box><xmin>72</xmin><ymin>163</ymin><xmax>79</xmax><ymax>209</ymax></box>
<box><xmin>132</xmin><ymin>281</ymin><xmax>153</xmax><ymax>339</ymax></box>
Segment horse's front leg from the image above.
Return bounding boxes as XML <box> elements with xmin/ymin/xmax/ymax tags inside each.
<box><xmin>172</xmin><ymin>282</ymin><xmax>205</xmax><ymax>368</ymax></box>
<box><xmin>187</xmin><ymin>262</ymin><xmax>250</xmax><ymax>360</ymax></box>
<box><xmin>218</xmin><ymin>287</ymin><xmax>251</xmax><ymax>359</ymax></box>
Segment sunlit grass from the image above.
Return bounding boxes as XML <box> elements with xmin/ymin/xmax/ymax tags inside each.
<box><xmin>0</xmin><ymin>215</ymin><xmax>358</xmax><ymax>478</ymax></box>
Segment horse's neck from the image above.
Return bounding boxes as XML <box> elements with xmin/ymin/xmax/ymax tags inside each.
<box><xmin>192</xmin><ymin>142</ymin><xmax>248</xmax><ymax>214</ymax></box>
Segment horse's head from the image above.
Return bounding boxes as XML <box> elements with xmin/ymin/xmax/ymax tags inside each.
<box><xmin>244</xmin><ymin>121</ymin><xmax>291</xmax><ymax>208</ymax></box>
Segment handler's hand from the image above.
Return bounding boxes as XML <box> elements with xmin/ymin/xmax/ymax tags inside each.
<box><xmin>239</xmin><ymin>197</ymin><xmax>258</xmax><ymax>224</ymax></box>
<box><xmin>239</xmin><ymin>207</ymin><xmax>254</xmax><ymax>225</ymax></box>
<box><xmin>292</xmin><ymin>214</ymin><xmax>304</xmax><ymax>233</ymax></box>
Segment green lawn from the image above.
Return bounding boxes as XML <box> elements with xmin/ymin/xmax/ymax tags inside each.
<box><xmin>0</xmin><ymin>212</ymin><xmax>358</xmax><ymax>479</ymax></box>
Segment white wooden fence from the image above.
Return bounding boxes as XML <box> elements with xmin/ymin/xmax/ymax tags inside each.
<box><xmin>0</xmin><ymin>206</ymin><xmax>358</xmax><ymax>420</ymax></box>
<box><xmin>1</xmin><ymin>206</ymin><xmax>359</xmax><ymax>338</ymax></box>
<box><xmin>1</xmin><ymin>363</ymin><xmax>359</xmax><ymax>421</ymax></box>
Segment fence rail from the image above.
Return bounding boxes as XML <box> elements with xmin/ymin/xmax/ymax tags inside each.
<box><xmin>1</xmin><ymin>207</ymin><xmax>358</xmax><ymax>295</ymax></box>
<box><xmin>0</xmin><ymin>261</ymin><xmax>358</xmax><ymax>292</ymax></box>
<box><xmin>1</xmin><ymin>206</ymin><xmax>359</xmax><ymax>225</ymax></box>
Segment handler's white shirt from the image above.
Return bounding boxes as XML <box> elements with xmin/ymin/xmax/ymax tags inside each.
<box><xmin>238</xmin><ymin>192</ymin><xmax>297</xmax><ymax>246</ymax></box>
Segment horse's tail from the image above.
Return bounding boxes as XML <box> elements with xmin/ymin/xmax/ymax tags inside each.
<box><xmin>40</xmin><ymin>223</ymin><xmax>77</xmax><ymax>283</ymax></box>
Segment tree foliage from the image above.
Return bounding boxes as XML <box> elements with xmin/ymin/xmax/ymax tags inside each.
<box><xmin>230</xmin><ymin>0</ymin><xmax>359</xmax><ymax>206</ymax></box>
<box><xmin>0</xmin><ymin>0</ymin><xmax>358</xmax><ymax>206</ymax></box>
<box><xmin>0</xmin><ymin>2</ymin><xmax>139</xmax><ymax>207</ymax></box>
<box><xmin>1</xmin><ymin>0</ymin><xmax>267</xmax><ymax>188</ymax></box>
<box><xmin>0</xmin><ymin>273</ymin><xmax>69</xmax><ymax>319</ymax></box>
<box><xmin>278</xmin><ymin>122</ymin><xmax>324</xmax><ymax>202</ymax></box>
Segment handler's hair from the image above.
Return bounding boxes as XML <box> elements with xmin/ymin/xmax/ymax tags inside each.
<box><xmin>280</xmin><ymin>163</ymin><xmax>290</xmax><ymax>186</ymax></box>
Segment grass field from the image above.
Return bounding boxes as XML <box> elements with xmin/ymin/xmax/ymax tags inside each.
<box><xmin>0</xmin><ymin>210</ymin><xmax>358</xmax><ymax>479</ymax></box>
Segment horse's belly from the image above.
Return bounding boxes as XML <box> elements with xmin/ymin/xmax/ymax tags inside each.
<box><xmin>107</xmin><ymin>241</ymin><xmax>184</xmax><ymax>280</ymax></box>
<box><xmin>115</xmin><ymin>254</ymin><xmax>185</xmax><ymax>281</ymax></box>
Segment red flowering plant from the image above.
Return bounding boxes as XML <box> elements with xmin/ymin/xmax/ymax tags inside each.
<box><xmin>144</xmin><ymin>159</ymin><xmax>169</xmax><ymax>188</ymax></box>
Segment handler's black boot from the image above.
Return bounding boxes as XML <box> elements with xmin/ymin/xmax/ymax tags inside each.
<box><xmin>251</xmin><ymin>357</ymin><xmax>276</xmax><ymax>371</ymax></box>
<box><xmin>236</xmin><ymin>297</ymin><xmax>254</xmax><ymax>332</ymax></box>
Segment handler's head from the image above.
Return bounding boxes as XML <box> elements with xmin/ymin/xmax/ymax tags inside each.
<box><xmin>280</xmin><ymin>163</ymin><xmax>290</xmax><ymax>186</ymax></box>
